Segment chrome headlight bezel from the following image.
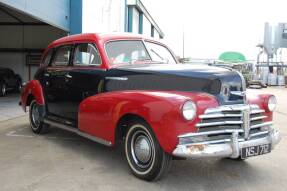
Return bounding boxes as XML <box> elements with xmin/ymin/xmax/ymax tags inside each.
<box><xmin>267</xmin><ymin>95</ymin><xmax>277</xmax><ymax>112</ymax></box>
<box><xmin>182</xmin><ymin>101</ymin><xmax>197</xmax><ymax>121</ymax></box>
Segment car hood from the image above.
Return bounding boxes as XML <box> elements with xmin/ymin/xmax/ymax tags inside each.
<box><xmin>105</xmin><ymin>64</ymin><xmax>245</xmax><ymax>104</ymax></box>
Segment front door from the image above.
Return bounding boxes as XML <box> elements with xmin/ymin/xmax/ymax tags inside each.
<box><xmin>65</xmin><ymin>43</ymin><xmax>104</xmax><ymax>121</ymax></box>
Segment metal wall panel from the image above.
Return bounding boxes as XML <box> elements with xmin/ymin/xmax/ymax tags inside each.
<box><xmin>0</xmin><ymin>0</ymin><xmax>70</xmax><ymax>31</ymax></box>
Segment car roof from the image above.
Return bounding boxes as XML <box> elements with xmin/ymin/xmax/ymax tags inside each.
<box><xmin>47</xmin><ymin>33</ymin><xmax>164</xmax><ymax>48</ymax></box>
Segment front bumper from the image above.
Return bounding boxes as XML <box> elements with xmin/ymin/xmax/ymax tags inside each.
<box><xmin>172</xmin><ymin>126</ymin><xmax>281</xmax><ymax>159</ymax></box>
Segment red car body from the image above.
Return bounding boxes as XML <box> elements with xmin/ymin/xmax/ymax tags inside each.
<box><xmin>20</xmin><ymin>33</ymin><xmax>275</xmax><ymax>154</ymax></box>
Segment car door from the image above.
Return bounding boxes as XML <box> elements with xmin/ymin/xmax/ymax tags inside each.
<box><xmin>44</xmin><ymin>45</ymin><xmax>73</xmax><ymax>120</ymax></box>
<box><xmin>65</xmin><ymin>43</ymin><xmax>105</xmax><ymax>122</ymax></box>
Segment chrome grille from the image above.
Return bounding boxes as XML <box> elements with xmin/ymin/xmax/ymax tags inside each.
<box><xmin>196</xmin><ymin>104</ymin><xmax>272</xmax><ymax>142</ymax></box>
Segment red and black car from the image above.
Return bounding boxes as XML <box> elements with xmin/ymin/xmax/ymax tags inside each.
<box><xmin>20</xmin><ymin>33</ymin><xmax>281</xmax><ymax>181</ymax></box>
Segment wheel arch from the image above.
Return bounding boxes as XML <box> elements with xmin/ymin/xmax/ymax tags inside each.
<box><xmin>115</xmin><ymin>113</ymin><xmax>149</xmax><ymax>144</ymax></box>
<box><xmin>20</xmin><ymin>80</ymin><xmax>45</xmax><ymax>111</ymax></box>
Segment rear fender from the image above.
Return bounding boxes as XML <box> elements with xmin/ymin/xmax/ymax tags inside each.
<box><xmin>79</xmin><ymin>91</ymin><xmax>218</xmax><ymax>153</ymax></box>
<box><xmin>20</xmin><ymin>80</ymin><xmax>45</xmax><ymax>111</ymax></box>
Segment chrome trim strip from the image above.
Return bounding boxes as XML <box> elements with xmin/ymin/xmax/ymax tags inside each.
<box><xmin>199</xmin><ymin>113</ymin><xmax>242</xmax><ymax>119</ymax></box>
<box><xmin>178</xmin><ymin>129</ymin><xmax>244</xmax><ymax>138</ymax></box>
<box><xmin>250</xmin><ymin>131</ymin><xmax>269</xmax><ymax>138</ymax></box>
<box><xmin>44</xmin><ymin>119</ymin><xmax>112</xmax><ymax>146</ymax></box>
<box><xmin>204</xmin><ymin>104</ymin><xmax>256</xmax><ymax>114</ymax></box>
<box><xmin>251</xmin><ymin>115</ymin><xmax>267</xmax><ymax>121</ymax></box>
<box><xmin>196</xmin><ymin>120</ymin><xmax>243</xmax><ymax>127</ymax></box>
<box><xmin>105</xmin><ymin>77</ymin><xmax>128</xmax><ymax>81</ymax></box>
<box><xmin>251</xmin><ymin>109</ymin><xmax>265</xmax><ymax>114</ymax></box>
<box><xmin>251</xmin><ymin>121</ymin><xmax>273</xmax><ymax>129</ymax></box>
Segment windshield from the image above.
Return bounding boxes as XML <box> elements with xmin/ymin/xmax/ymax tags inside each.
<box><xmin>105</xmin><ymin>40</ymin><xmax>151</xmax><ymax>64</ymax></box>
<box><xmin>105</xmin><ymin>40</ymin><xmax>176</xmax><ymax>65</ymax></box>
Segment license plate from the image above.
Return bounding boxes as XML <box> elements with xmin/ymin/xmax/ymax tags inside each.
<box><xmin>241</xmin><ymin>144</ymin><xmax>271</xmax><ymax>159</ymax></box>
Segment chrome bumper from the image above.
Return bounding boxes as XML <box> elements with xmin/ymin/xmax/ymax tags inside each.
<box><xmin>172</xmin><ymin>127</ymin><xmax>281</xmax><ymax>159</ymax></box>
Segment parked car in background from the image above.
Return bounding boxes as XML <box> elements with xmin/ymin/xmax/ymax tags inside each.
<box><xmin>20</xmin><ymin>33</ymin><xmax>281</xmax><ymax>181</ymax></box>
<box><xmin>0</xmin><ymin>67</ymin><xmax>22</xmax><ymax>96</ymax></box>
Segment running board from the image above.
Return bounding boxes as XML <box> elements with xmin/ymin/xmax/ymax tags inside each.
<box><xmin>43</xmin><ymin>119</ymin><xmax>112</xmax><ymax>146</ymax></box>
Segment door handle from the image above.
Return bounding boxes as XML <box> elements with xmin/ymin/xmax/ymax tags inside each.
<box><xmin>65</xmin><ymin>74</ymin><xmax>72</xmax><ymax>79</ymax></box>
<box><xmin>44</xmin><ymin>73</ymin><xmax>50</xmax><ymax>77</ymax></box>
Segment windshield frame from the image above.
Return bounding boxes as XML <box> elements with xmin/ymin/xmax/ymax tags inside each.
<box><xmin>104</xmin><ymin>39</ymin><xmax>178</xmax><ymax>66</ymax></box>
<box><xmin>143</xmin><ymin>39</ymin><xmax>178</xmax><ymax>64</ymax></box>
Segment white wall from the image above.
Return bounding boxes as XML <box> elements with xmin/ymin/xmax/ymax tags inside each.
<box><xmin>142</xmin><ymin>15</ymin><xmax>151</xmax><ymax>37</ymax></box>
<box><xmin>82</xmin><ymin>0</ymin><xmax>126</xmax><ymax>33</ymax></box>
<box><xmin>132</xmin><ymin>7</ymin><xmax>139</xmax><ymax>34</ymax></box>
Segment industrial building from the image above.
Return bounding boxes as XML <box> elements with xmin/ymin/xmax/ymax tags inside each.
<box><xmin>0</xmin><ymin>0</ymin><xmax>163</xmax><ymax>82</ymax></box>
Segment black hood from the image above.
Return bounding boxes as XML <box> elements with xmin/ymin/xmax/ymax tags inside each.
<box><xmin>105</xmin><ymin>64</ymin><xmax>245</xmax><ymax>104</ymax></box>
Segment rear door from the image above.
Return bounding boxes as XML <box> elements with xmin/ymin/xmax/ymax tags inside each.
<box><xmin>45</xmin><ymin>45</ymin><xmax>73</xmax><ymax>120</ymax></box>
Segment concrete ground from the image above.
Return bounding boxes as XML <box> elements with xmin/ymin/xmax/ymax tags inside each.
<box><xmin>0</xmin><ymin>87</ymin><xmax>286</xmax><ymax>191</ymax></box>
<box><xmin>0</xmin><ymin>93</ymin><xmax>24</xmax><ymax>121</ymax></box>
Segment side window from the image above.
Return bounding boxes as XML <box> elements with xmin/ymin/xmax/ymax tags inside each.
<box><xmin>53</xmin><ymin>46</ymin><xmax>71</xmax><ymax>66</ymax></box>
<box><xmin>73</xmin><ymin>43</ymin><xmax>101</xmax><ymax>66</ymax></box>
<box><xmin>42</xmin><ymin>49</ymin><xmax>53</xmax><ymax>66</ymax></box>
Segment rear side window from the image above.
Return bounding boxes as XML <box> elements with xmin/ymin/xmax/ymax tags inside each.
<box><xmin>73</xmin><ymin>43</ymin><xmax>101</xmax><ymax>66</ymax></box>
<box><xmin>42</xmin><ymin>49</ymin><xmax>53</xmax><ymax>66</ymax></box>
<box><xmin>53</xmin><ymin>46</ymin><xmax>72</xmax><ymax>66</ymax></box>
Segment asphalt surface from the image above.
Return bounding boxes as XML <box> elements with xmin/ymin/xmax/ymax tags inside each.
<box><xmin>0</xmin><ymin>87</ymin><xmax>286</xmax><ymax>191</ymax></box>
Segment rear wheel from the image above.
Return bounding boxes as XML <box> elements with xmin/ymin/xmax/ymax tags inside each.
<box><xmin>0</xmin><ymin>83</ymin><xmax>6</xmax><ymax>97</ymax></box>
<box><xmin>124</xmin><ymin>120</ymin><xmax>171</xmax><ymax>181</ymax></box>
<box><xmin>29</xmin><ymin>100</ymin><xmax>48</xmax><ymax>134</ymax></box>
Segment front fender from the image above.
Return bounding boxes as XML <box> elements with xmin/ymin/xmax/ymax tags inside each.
<box><xmin>79</xmin><ymin>90</ymin><xmax>218</xmax><ymax>153</ymax></box>
<box><xmin>247</xmin><ymin>91</ymin><xmax>274</xmax><ymax>121</ymax></box>
<box><xmin>20</xmin><ymin>80</ymin><xmax>45</xmax><ymax>111</ymax></box>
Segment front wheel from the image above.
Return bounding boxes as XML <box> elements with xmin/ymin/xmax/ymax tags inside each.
<box><xmin>29</xmin><ymin>100</ymin><xmax>48</xmax><ymax>134</ymax></box>
<box><xmin>125</xmin><ymin>120</ymin><xmax>171</xmax><ymax>181</ymax></box>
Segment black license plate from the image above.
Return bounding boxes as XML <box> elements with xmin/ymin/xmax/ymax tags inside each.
<box><xmin>241</xmin><ymin>144</ymin><xmax>271</xmax><ymax>159</ymax></box>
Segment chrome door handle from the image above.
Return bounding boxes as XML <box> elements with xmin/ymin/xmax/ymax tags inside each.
<box><xmin>65</xmin><ymin>74</ymin><xmax>72</xmax><ymax>78</ymax></box>
<box><xmin>44</xmin><ymin>73</ymin><xmax>50</xmax><ymax>77</ymax></box>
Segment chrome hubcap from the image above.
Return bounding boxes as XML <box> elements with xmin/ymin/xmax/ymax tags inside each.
<box><xmin>131</xmin><ymin>130</ymin><xmax>154</xmax><ymax>168</ymax></box>
<box><xmin>134</xmin><ymin>135</ymin><xmax>151</xmax><ymax>163</ymax></box>
<box><xmin>31</xmin><ymin>102</ymin><xmax>41</xmax><ymax>129</ymax></box>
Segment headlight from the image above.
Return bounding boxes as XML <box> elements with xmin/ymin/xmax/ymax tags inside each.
<box><xmin>267</xmin><ymin>95</ymin><xmax>277</xmax><ymax>112</ymax></box>
<box><xmin>182</xmin><ymin>101</ymin><xmax>197</xmax><ymax>120</ymax></box>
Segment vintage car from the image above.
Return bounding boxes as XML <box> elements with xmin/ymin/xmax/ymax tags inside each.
<box><xmin>0</xmin><ymin>67</ymin><xmax>22</xmax><ymax>96</ymax></box>
<box><xmin>20</xmin><ymin>33</ymin><xmax>281</xmax><ymax>181</ymax></box>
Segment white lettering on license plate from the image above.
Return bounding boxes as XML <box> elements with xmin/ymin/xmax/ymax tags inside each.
<box><xmin>242</xmin><ymin>144</ymin><xmax>271</xmax><ymax>158</ymax></box>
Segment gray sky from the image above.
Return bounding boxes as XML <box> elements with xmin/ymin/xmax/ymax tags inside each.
<box><xmin>142</xmin><ymin>0</ymin><xmax>287</xmax><ymax>60</ymax></box>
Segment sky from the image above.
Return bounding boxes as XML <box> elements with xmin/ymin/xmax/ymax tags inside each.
<box><xmin>142</xmin><ymin>0</ymin><xmax>287</xmax><ymax>60</ymax></box>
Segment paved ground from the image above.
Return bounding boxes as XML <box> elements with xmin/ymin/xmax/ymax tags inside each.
<box><xmin>0</xmin><ymin>93</ymin><xmax>24</xmax><ymax>121</ymax></box>
<box><xmin>0</xmin><ymin>87</ymin><xmax>286</xmax><ymax>191</ymax></box>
